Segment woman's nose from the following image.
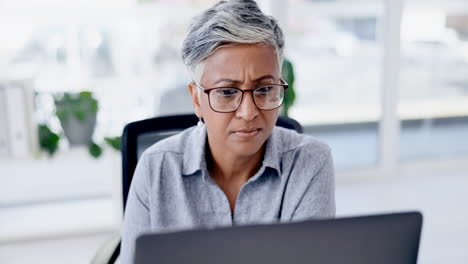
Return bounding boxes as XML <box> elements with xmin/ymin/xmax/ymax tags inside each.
<box><xmin>235</xmin><ymin>91</ymin><xmax>259</xmax><ymax>121</ymax></box>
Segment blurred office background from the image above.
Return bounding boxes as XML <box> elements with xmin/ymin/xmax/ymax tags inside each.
<box><xmin>0</xmin><ymin>0</ymin><xmax>467</xmax><ymax>263</ymax></box>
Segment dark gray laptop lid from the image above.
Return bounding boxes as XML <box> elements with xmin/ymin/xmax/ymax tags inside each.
<box><xmin>135</xmin><ymin>211</ymin><xmax>423</xmax><ymax>264</ymax></box>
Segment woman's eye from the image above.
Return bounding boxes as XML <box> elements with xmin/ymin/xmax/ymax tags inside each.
<box><xmin>217</xmin><ymin>88</ymin><xmax>239</xmax><ymax>96</ymax></box>
<box><xmin>256</xmin><ymin>86</ymin><xmax>273</xmax><ymax>93</ymax></box>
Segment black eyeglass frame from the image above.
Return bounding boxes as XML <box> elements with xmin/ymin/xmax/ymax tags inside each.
<box><xmin>194</xmin><ymin>79</ymin><xmax>289</xmax><ymax>113</ymax></box>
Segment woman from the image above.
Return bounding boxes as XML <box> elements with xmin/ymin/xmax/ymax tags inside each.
<box><xmin>121</xmin><ymin>0</ymin><xmax>335</xmax><ymax>263</ymax></box>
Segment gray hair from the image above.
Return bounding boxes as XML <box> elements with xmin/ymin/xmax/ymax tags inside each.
<box><xmin>181</xmin><ymin>0</ymin><xmax>284</xmax><ymax>83</ymax></box>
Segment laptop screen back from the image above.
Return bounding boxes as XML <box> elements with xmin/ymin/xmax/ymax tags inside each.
<box><xmin>135</xmin><ymin>212</ymin><xmax>422</xmax><ymax>264</ymax></box>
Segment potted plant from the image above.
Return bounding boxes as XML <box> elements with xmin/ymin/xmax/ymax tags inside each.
<box><xmin>54</xmin><ymin>91</ymin><xmax>98</xmax><ymax>147</ymax></box>
<box><xmin>281</xmin><ymin>57</ymin><xmax>296</xmax><ymax>117</ymax></box>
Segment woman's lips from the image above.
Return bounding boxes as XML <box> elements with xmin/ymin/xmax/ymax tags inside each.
<box><xmin>232</xmin><ymin>128</ymin><xmax>261</xmax><ymax>139</ymax></box>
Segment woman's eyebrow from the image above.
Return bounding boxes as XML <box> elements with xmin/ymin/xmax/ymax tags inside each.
<box><xmin>214</xmin><ymin>78</ymin><xmax>242</xmax><ymax>85</ymax></box>
<box><xmin>253</xmin><ymin>75</ymin><xmax>275</xmax><ymax>82</ymax></box>
<box><xmin>214</xmin><ymin>75</ymin><xmax>276</xmax><ymax>85</ymax></box>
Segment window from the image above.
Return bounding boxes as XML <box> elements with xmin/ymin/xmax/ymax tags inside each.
<box><xmin>285</xmin><ymin>0</ymin><xmax>383</xmax><ymax>169</ymax></box>
<box><xmin>399</xmin><ymin>0</ymin><xmax>468</xmax><ymax>161</ymax></box>
<box><xmin>0</xmin><ymin>0</ymin><xmax>217</xmax><ymax>206</ymax></box>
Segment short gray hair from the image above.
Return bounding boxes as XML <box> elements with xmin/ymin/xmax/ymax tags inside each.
<box><xmin>181</xmin><ymin>0</ymin><xmax>284</xmax><ymax>82</ymax></box>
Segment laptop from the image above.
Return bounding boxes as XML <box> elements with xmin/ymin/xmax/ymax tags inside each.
<box><xmin>135</xmin><ymin>211</ymin><xmax>423</xmax><ymax>264</ymax></box>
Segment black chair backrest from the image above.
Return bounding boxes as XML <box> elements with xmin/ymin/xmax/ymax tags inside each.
<box><xmin>121</xmin><ymin>114</ymin><xmax>303</xmax><ymax>212</ymax></box>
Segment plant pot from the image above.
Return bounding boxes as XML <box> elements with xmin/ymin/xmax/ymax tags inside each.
<box><xmin>59</xmin><ymin>113</ymin><xmax>96</xmax><ymax>146</ymax></box>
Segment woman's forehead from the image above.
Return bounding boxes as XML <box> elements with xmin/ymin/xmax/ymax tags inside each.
<box><xmin>200</xmin><ymin>44</ymin><xmax>280</xmax><ymax>85</ymax></box>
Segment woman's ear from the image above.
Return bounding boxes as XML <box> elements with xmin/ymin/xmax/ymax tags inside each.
<box><xmin>188</xmin><ymin>83</ymin><xmax>202</xmax><ymax>118</ymax></box>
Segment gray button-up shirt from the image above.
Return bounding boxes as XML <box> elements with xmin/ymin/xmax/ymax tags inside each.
<box><xmin>121</xmin><ymin>125</ymin><xmax>335</xmax><ymax>264</ymax></box>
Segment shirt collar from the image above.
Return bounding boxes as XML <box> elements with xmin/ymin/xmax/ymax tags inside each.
<box><xmin>182</xmin><ymin>125</ymin><xmax>207</xmax><ymax>176</ymax></box>
<box><xmin>261</xmin><ymin>127</ymin><xmax>282</xmax><ymax>176</ymax></box>
<box><xmin>182</xmin><ymin>125</ymin><xmax>282</xmax><ymax>177</ymax></box>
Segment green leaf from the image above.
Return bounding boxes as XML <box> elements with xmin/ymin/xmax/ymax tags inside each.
<box><xmin>90</xmin><ymin>100</ymin><xmax>98</xmax><ymax>113</ymax></box>
<box><xmin>74</xmin><ymin>109</ymin><xmax>86</xmax><ymax>122</ymax></box>
<box><xmin>88</xmin><ymin>142</ymin><xmax>102</xmax><ymax>158</ymax></box>
<box><xmin>104</xmin><ymin>136</ymin><xmax>121</xmax><ymax>151</ymax></box>
<box><xmin>79</xmin><ymin>91</ymin><xmax>93</xmax><ymax>99</ymax></box>
<box><xmin>56</xmin><ymin>110</ymin><xmax>67</xmax><ymax>122</ymax></box>
<box><xmin>38</xmin><ymin>124</ymin><xmax>60</xmax><ymax>156</ymax></box>
<box><xmin>63</xmin><ymin>93</ymin><xmax>72</xmax><ymax>101</ymax></box>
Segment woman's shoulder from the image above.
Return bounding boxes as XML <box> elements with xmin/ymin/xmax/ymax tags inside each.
<box><xmin>141</xmin><ymin>126</ymin><xmax>199</xmax><ymax>158</ymax></box>
<box><xmin>273</xmin><ymin>126</ymin><xmax>331</xmax><ymax>157</ymax></box>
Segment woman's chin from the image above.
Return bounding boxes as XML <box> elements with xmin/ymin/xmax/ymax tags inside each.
<box><xmin>225</xmin><ymin>129</ymin><xmax>268</xmax><ymax>156</ymax></box>
<box><xmin>226</xmin><ymin>141</ymin><xmax>265</xmax><ymax>158</ymax></box>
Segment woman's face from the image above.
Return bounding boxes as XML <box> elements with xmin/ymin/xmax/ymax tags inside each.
<box><xmin>189</xmin><ymin>43</ymin><xmax>281</xmax><ymax>158</ymax></box>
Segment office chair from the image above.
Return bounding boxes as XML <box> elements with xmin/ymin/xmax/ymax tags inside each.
<box><xmin>92</xmin><ymin>113</ymin><xmax>303</xmax><ymax>264</ymax></box>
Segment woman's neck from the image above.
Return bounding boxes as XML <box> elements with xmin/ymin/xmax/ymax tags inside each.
<box><xmin>206</xmin><ymin>142</ymin><xmax>266</xmax><ymax>183</ymax></box>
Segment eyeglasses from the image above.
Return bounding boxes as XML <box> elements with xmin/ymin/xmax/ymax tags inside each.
<box><xmin>194</xmin><ymin>79</ymin><xmax>288</xmax><ymax>113</ymax></box>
